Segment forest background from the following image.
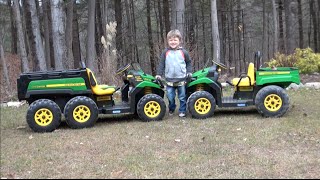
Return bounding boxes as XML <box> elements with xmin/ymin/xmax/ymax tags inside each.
<box><xmin>0</xmin><ymin>0</ymin><xmax>319</xmax><ymax>102</ymax></box>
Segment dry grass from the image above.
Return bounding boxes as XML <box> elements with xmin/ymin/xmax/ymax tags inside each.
<box><xmin>1</xmin><ymin>89</ymin><xmax>320</xmax><ymax>179</ymax></box>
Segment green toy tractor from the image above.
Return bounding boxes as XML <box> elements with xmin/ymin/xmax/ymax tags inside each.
<box><xmin>17</xmin><ymin>62</ymin><xmax>166</xmax><ymax>132</ymax></box>
<box><xmin>186</xmin><ymin>52</ymin><xmax>301</xmax><ymax>119</ymax></box>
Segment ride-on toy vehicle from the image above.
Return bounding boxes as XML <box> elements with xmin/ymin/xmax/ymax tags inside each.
<box><xmin>17</xmin><ymin>62</ymin><xmax>166</xmax><ymax>132</ymax></box>
<box><xmin>186</xmin><ymin>52</ymin><xmax>301</xmax><ymax>119</ymax></box>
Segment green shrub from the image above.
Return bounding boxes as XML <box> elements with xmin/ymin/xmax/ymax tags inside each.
<box><xmin>267</xmin><ymin>48</ymin><xmax>320</xmax><ymax>74</ymax></box>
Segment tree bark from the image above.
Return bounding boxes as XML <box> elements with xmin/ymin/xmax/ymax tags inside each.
<box><xmin>95</xmin><ymin>0</ymin><xmax>103</xmax><ymax>66</ymax></box>
<box><xmin>7</xmin><ymin>0</ymin><xmax>17</xmax><ymax>54</ymax></box>
<box><xmin>87</xmin><ymin>0</ymin><xmax>96</xmax><ymax>71</ymax></box>
<box><xmin>114</xmin><ymin>0</ymin><xmax>122</xmax><ymax>68</ymax></box>
<box><xmin>175</xmin><ymin>0</ymin><xmax>185</xmax><ymax>38</ymax></box>
<box><xmin>310</xmin><ymin>0</ymin><xmax>318</xmax><ymax>52</ymax></box>
<box><xmin>124</xmin><ymin>0</ymin><xmax>134</xmax><ymax>61</ymax></box>
<box><xmin>163</xmin><ymin>0</ymin><xmax>170</xmax><ymax>35</ymax></box>
<box><xmin>211</xmin><ymin>0</ymin><xmax>220</xmax><ymax>63</ymax></box>
<box><xmin>0</xmin><ymin>29</ymin><xmax>10</xmax><ymax>92</ymax></box>
<box><xmin>188</xmin><ymin>0</ymin><xmax>196</xmax><ymax>54</ymax></box>
<box><xmin>72</xmin><ymin>0</ymin><xmax>81</xmax><ymax>68</ymax></box>
<box><xmin>262</xmin><ymin>0</ymin><xmax>267</xmax><ymax>62</ymax></box>
<box><xmin>65</xmin><ymin>0</ymin><xmax>74</xmax><ymax>69</ymax></box>
<box><xmin>130</xmin><ymin>0</ymin><xmax>139</xmax><ymax>63</ymax></box>
<box><xmin>158</xmin><ymin>0</ymin><xmax>165</xmax><ymax>46</ymax></box>
<box><xmin>42</xmin><ymin>0</ymin><xmax>52</xmax><ymax>70</ymax></box>
<box><xmin>272</xmin><ymin>0</ymin><xmax>279</xmax><ymax>53</ymax></box>
<box><xmin>278</xmin><ymin>0</ymin><xmax>285</xmax><ymax>53</ymax></box>
<box><xmin>13</xmin><ymin>0</ymin><xmax>29</xmax><ymax>72</ymax></box>
<box><xmin>26</xmin><ymin>0</ymin><xmax>47</xmax><ymax>71</ymax></box>
<box><xmin>147</xmin><ymin>0</ymin><xmax>156</xmax><ymax>75</ymax></box>
<box><xmin>297</xmin><ymin>0</ymin><xmax>304</xmax><ymax>48</ymax></box>
<box><xmin>284</xmin><ymin>0</ymin><xmax>295</xmax><ymax>54</ymax></box>
<box><xmin>51</xmin><ymin>0</ymin><xmax>66</xmax><ymax>70</ymax></box>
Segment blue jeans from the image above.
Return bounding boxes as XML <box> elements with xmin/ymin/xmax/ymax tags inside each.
<box><xmin>166</xmin><ymin>85</ymin><xmax>186</xmax><ymax>113</ymax></box>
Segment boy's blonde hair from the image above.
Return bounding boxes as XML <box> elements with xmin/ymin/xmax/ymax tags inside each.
<box><xmin>167</xmin><ymin>29</ymin><xmax>182</xmax><ymax>41</ymax></box>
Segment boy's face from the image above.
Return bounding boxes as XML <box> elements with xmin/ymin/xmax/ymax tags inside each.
<box><xmin>168</xmin><ymin>37</ymin><xmax>180</xmax><ymax>49</ymax></box>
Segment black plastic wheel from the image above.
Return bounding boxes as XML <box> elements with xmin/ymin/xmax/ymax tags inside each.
<box><xmin>255</xmin><ymin>85</ymin><xmax>289</xmax><ymax>117</ymax></box>
<box><xmin>64</xmin><ymin>96</ymin><xmax>98</xmax><ymax>129</ymax></box>
<box><xmin>136</xmin><ymin>94</ymin><xmax>166</xmax><ymax>122</ymax></box>
<box><xmin>26</xmin><ymin>99</ymin><xmax>62</xmax><ymax>132</ymax></box>
<box><xmin>187</xmin><ymin>91</ymin><xmax>216</xmax><ymax>119</ymax></box>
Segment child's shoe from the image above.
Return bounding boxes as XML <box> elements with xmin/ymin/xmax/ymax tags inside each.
<box><xmin>179</xmin><ymin>112</ymin><xmax>186</xmax><ymax>117</ymax></box>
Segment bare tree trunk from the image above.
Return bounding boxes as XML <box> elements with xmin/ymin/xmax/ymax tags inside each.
<box><xmin>0</xmin><ymin>29</ymin><xmax>10</xmax><ymax>92</ymax></box>
<box><xmin>201</xmin><ymin>0</ymin><xmax>207</xmax><ymax>64</ymax></box>
<box><xmin>272</xmin><ymin>0</ymin><xmax>279</xmax><ymax>54</ymax></box>
<box><xmin>7</xmin><ymin>0</ymin><xmax>17</xmax><ymax>54</ymax></box>
<box><xmin>163</xmin><ymin>0</ymin><xmax>170</xmax><ymax>35</ymax></box>
<box><xmin>171</xmin><ymin>0</ymin><xmax>177</xmax><ymax>29</ymax></box>
<box><xmin>51</xmin><ymin>0</ymin><xmax>66</xmax><ymax>70</ymax></box>
<box><xmin>87</xmin><ymin>0</ymin><xmax>96</xmax><ymax>72</ymax></box>
<box><xmin>65</xmin><ymin>0</ymin><xmax>74</xmax><ymax>69</ymax></box>
<box><xmin>124</xmin><ymin>0</ymin><xmax>134</xmax><ymax>61</ymax></box>
<box><xmin>284</xmin><ymin>0</ymin><xmax>295</xmax><ymax>54</ymax></box>
<box><xmin>297</xmin><ymin>0</ymin><xmax>304</xmax><ymax>48</ymax></box>
<box><xmin>95</xmin><ymin>0</ymin><xmax>103</xmax><ymax>67</ymax></box>
<box><xmin>188</xmin><ymin>0</ymin><xmax>196</xmax><ymax>54</ymax></box>
<box><xmin>175</xmin><ymin>0</ymin><xmax>185</xmax><ymax>38</ymax></box>
<box><xmin>262</xmin><ymin>0</ymin><xmax>267</xmax><ymax>62</ymax></box>
<box><xmin>72</xmin><ymin>0</ymin><xmax>81</xmax><ymax>68</ymax></box>
<box><xmin>26</xmin><ymin>0</ymin><xmax>46</xmax><ymax>71</ymax></box>
<box><xmin>211</xmin><ymin>0</ymin><xmax>220</xmax><ymax>63</ymax></box>
<box><xmin>147</xmin><ymin>0</ymin><xmax>156</xmax><ymax>75</ymax></box>
<box><xmin>158</xmin><ymin>0</ymin><xmax>165</xmax><ymax>46</ymax></box>
<box><xmin>130</xmin><ymin>1</ymin><xmax>139</xmax><ymax>63</ymax></box>
<box><xmin>114</xmin><ymin>0</ymin><xmax>122</xmax><ymax>68</ymax></box>
<box><xmin>43</xmin><ymin>0</ymin><xmax>51</xmax><ymax>70</ymax></box>
<box><xmin>278</xmin><ymin>0</ymin><xmax>285</xmax><ymax>53</ymax></box>
<box><xmin>237</xmin><ymin>0</ymin><xmax>244</xmax><ymax>72</ymax></box>
<box><xmin>13</xmin><ymin>0</ymin><xmax>29</xmax><ymax>72</ymax></box>
<box><xmin>310</xmin><ymin>0</ymin><xmax>319</xmax><ymax>52</ymax></box>
<box><xmin>102</xmin><ymin>0</ymin><xmax>108</xmax><ymax>37</ymax></box>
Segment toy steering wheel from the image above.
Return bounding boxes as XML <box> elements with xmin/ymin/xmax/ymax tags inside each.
<box><xmin>212</xmin><ymin>61</ymin><xmax>227</xmax><ymax>69</ymax></box>
<box><xmin>116</xmin><ymin>63</ymin><xmax>131</xmax><ymax>75</ymax></box>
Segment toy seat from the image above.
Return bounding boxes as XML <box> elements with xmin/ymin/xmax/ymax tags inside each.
<box><xmin>86</xmin><ymin>69</ymin><xmax>116</xmax><ymax>95</ymax></box>
<box><xmin>232</xmin><ymin>63</ymin><xmax>255</xmax><ymax>86</ymax></box>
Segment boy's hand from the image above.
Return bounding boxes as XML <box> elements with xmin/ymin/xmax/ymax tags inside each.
<box><xmin>155</xmin><ymin>75</ymin><xmax>162</xmax><ymax>80</ymax></box>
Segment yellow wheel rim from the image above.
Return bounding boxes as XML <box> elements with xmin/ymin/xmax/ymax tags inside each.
<box><xmin>73</xmin><ymin>105</ymin><xmax>91</xmax><ymax>123</ymax></box>
<box><xmin>194</xmin><ymin>98</ymin><xmax>211</xmax><ymax>115</ymax></box>
<box><xmin>34</xmin><ymin>108</ymin><xmax>53</xmax><ymax>126</ymax></box>
<box><xmin>264</xmin><ymin>94</ymin><xmax>282</xmax><ymax>112</ymax></box>
<box><xmin>144</xmin><ymin>101</ymin><xmax>161</xmax><ymax>118</ymax></box>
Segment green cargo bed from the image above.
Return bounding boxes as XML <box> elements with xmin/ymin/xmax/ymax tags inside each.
<box><xmin>256</xmin><ymin>67</ymin><xmax>301</xmax><ymax>87</ymax></box>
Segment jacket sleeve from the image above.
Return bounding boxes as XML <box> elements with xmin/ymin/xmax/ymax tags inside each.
<box><xmin>182</xmin><ymin>49</ymin><xmax>193</xmax><ymax>74</ymax></box>
<box><xmin>156</xmin><ymin>49</ymin><xmax>167</xmax><ymax>76</ymax></box>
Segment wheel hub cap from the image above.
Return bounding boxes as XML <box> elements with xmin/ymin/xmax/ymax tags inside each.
<box><xmin>264</xmin><ymin>94</ymin><xmax>282</xmax><ymax>112</ymax></box>
<box><xmin>73</xmin><ymin>105</ymin><xmax>91</xmax><ymax>123</ymax></box>
<box><xmin>194</xmin><ymin>98</ymin><xmax>211</xmax><ymax>114</ymax></box>
<box><xmin>34</xmin><ymin>108</ymin><xmax>53</xmax><ymax>126</ymax></box>
<box><xmin>144</xmin><ymin>101</ymin><xmax>161</xmax><ymax>118</ymax></box>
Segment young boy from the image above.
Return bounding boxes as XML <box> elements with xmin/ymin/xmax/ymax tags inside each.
<box><xmin>156</xmin><ymin>29</ymin><xmax>192</xmax><ymax>117</ymax></box>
